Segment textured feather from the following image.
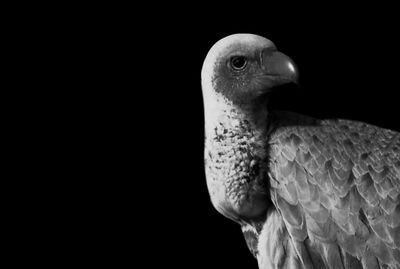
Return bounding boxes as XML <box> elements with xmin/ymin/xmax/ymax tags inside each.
<box><xmin>268</xmin><ymin>112</ymin><xmax>400</xmax><ymax>269</ymax></box>
<box><xmin>201</xmin><ymin>34</ymin><xmax>400</xmax><ymax>269</ymax></box>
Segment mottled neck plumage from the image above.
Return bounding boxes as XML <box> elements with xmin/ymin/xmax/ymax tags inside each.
<box><xmin>204</xmin><ymin>94</ymin><xmax>269</xmax><ymax>141</ymax></box>
<box><xmin>204</xmin><ymin>95</ymin><xmax>271</xmax><ymax>221</ymax></box>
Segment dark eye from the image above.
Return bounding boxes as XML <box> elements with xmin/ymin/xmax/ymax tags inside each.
<box><xmin>230</xmin><ymin>56</ymin><xmax>247</xmax><ymax>70</ymax></box>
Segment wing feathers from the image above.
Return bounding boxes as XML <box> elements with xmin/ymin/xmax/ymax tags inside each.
<box><xmin>269</xmin><ymin>117</ymin><xmax>400</xmax><ymax>268</ymax></box>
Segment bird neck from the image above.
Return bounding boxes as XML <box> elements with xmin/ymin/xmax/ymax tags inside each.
<box><xmin>204</xmin><ymin>96</ymin><xmax>270</xmax><ymax>219</ymax></box>
<box><xmin>204</xmin><ymin>102</ymin><xmax>269</xmax><ymax>159</ymax></box>
<box><xmin>203</xmin><ymin>95</ymin><xmax>269</xmax><ymax>140</ymax></box>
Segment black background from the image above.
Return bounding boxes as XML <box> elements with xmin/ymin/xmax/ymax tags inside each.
<box><xmin>67</xmin><ymin>8</ymin><xmax>400</xmax><ymax>268</ymax></box>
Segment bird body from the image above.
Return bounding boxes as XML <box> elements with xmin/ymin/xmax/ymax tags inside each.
<box><xmin>202</xmin><ymin>34</ymin><xmax>400</xmax><ymax>269</ymax></box>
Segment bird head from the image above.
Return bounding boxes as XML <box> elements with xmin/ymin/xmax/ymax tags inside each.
<box><xmin>201</xmin><ymin>34</ymin><xmax>298</xmax><ymax>128</ymax></box>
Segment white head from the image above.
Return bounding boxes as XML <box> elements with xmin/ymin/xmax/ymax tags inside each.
<box><xmin>201</xmin><ymin>34</ymin><xmax>298</xmax><ymax>131</ymax></box>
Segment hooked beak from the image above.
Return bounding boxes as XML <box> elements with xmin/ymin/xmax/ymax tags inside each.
<box><xmin>259</xmin><ymin>48</ymin><xmax>298</xmax><ymax>88</ymax></box>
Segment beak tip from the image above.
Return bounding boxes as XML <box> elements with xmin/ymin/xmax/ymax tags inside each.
<box><xmin>286</xmin><ymin>60</ymin><xmax>299</xmax><ymax>83</ymax></box>
<box><xmin>262</xmin><ymin>49</ymin><xmax>299</xmax><ymax>85</ymax></box>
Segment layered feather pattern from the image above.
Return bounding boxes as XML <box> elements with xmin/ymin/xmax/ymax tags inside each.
<box><xmin>265</xmin><ymin>113</ymin><xmax>400</xmax><ymax>269</ymax></box>
<box><xmin>201</xmin><ymin>33</ymin><xmax>400</xmax><ymax>269</ymax></box>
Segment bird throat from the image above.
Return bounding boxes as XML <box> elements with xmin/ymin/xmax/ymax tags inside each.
<box><xmin>204</xmin><ymin>101</ymin><xmax>270</xmax><ymax>221</ymax></box>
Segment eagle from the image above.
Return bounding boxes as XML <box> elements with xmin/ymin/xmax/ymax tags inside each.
<box><xmin>201</xmin><ymin>34</ymin><xmax>400</xmax><ymax>269</ymax></box>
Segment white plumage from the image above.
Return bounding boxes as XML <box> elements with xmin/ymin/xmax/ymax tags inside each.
<box><xmin>201</xmin><ymin>34</ymin><xmax>400</xmax><ymax>269</ymax></box>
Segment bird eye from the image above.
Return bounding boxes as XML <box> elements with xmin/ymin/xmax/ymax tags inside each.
<box><xmin>230</xmin><ymin>56</ymin><xmax>247</xmax><ymax>71</ymax></box>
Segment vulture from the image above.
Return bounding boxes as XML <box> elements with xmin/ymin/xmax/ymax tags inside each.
<box><xmin>201</xmin><ymin>33</ymin><xmax>400</xmax><ymax>269</ymax></box>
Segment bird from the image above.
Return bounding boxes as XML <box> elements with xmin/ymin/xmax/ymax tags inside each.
<box><xmin>201</xmin><ymin>33</ymin><xmax>400</xmax><ymax>269</ymax></box>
